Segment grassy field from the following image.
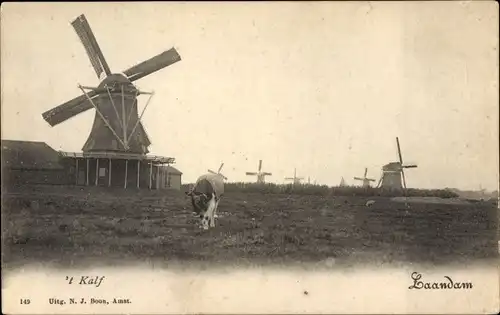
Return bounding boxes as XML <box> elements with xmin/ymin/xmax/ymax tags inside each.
<box><xmin>2</xmin><ymin>184</ymin><xmax>498</xmax><ymax>270</ymax></box>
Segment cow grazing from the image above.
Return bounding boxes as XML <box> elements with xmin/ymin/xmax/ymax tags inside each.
<box><xmin>185</xmin><ymin>173</ymin><xmax>225</xmax><ymax>230</ymax></box>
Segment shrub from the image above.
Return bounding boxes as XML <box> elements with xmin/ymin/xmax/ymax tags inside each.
<box><xmin>182</xmin><ymin>182</ymin><xmax>459</xmax><ymax>198</ymax></box>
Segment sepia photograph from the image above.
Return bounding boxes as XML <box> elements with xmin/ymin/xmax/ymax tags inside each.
<box><xmin>1</xmin><ymin>1</ymin><xmax>499</xmax><ymax>314</ymax></box>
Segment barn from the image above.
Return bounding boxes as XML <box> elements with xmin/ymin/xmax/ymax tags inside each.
<box><xmin>1</xmin><ymin>140</ymin><xmax>183</xmax><ymax>190</ymax></box>
<box><xmin>1</xmin><ymin>140</ymin><xmax>71</xmax><ymax>187</ymax></box>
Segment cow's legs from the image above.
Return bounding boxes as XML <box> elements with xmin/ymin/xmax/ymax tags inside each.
<box><xmin>202</xmin><ymin>196</ymin><xmax>217</xmax><ymax>230</ymax></box>
<box><xmin>210</xmin><ymin>199</ymin><xmax>220</xmax><ymax>228</ymax></box>
<box><xmin>209</xmin><ymin>197</ymin><xmax>218</xmax><ymax>228</ymax></box>
<box><xmin>198</xmin><ymin>210</ymin><xmax>206</xmax><ymax>229</ymax></box>
<box><xmin>200</xmin><ymin>209</ymin><xmax>209</xmax><ymax>230</ymax></box>
<box><xmin>213</xmin><ymin>199</ymin><xmax>220</xmax><ymax>220</ymax></box>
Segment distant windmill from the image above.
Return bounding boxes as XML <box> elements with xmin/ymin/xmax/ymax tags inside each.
<box><xmin>354</xmin><ymin>167</ymin><xmax>376</xmax><ymax>188</ymax></box>
<box><xmin>246</xmin><ymin>160</ymin><xmax>272</xmax><ymax>184</ymax></box>
<box><xmin>306</xmin><ymin>176</ymin><xmax>317</xmax><ymax>185</ymax></box>
<box><xmin>285</xmin><ymin>168</ymin><xmax>304</xmax><ymax>185</ymax></box>
<box><xmin>208</xmin><ymin>162</ymin><xmax>227</xmax><ymax>180</ymax></box>
<box><xmin>339</xmin><ymin>177</ymin><xmax>347</xmax><ymax>187</ymax></box>
<box><xmin>376</xmin><ymin>137</ymin><xmax>418</xmax><ymax>192</ymax></box>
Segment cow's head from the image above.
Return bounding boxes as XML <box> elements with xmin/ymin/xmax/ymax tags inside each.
<box><xmin>185</xmin><ymin>190</ymin><xmax>210</xmax><ymax>215</ymax></box>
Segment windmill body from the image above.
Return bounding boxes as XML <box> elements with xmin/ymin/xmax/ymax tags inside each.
<box><xmin>339</xmin><ymin>177</ymin><xmax>347</xmax><ymax>187</ymax></box>
<box><xmin>82</xmin><ymin>74</ymin><xmax>150</xmax><ymax>154</ymax></box>
<box><xmin>256</xmin><ymin>173</ymin><xmax>268</xmax><ymax>184</ymax></box>
<box><xmin>380</xmin><ymin>162</ymin><xmax>404</xmax><ymax>190</ymax></box>
<box><xmin>246</xmin><ymin>160</ymin><xmax>272</xmax><ymax>184</ymax></box>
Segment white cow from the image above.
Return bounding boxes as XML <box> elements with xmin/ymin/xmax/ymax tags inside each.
<box><xmin>185</xmin><ymin>173</ymin><xmax>224</xmax><ymax>230</ymax></box>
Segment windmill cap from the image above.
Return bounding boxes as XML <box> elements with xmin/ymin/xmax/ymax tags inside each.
<box><xmin>383</xmin><ymin>162</ymin><xmax>402</xmax><ymax>171</ymax></box>
<box><xmin>98</xmin><ymin>73</ymin><xmax>133</xmax><ymax>88</ymax></box>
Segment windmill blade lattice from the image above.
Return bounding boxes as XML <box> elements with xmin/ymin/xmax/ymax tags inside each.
<box><xmin>42</xmin><ymin>92</ymin><xmax>97</xmax><ymax>126</ymax></box>
<box><xmin>124</xmin><ymin>48</ymin><xmax>181</xmax><ymax>82</ymax></box>
<box><xmin>71</xmin><ymin>14</ymin><xmax>112</xmax><ymax>79</ymax></box>
<box><xmin>208</xmin><ymin>163</ymin><xmax>227</xmax><ymax>180</ymax></box>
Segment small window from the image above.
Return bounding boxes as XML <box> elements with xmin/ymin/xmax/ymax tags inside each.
<box><xmin>99</xmin><ymin>168</ymin><xmax>106</xmax><ymax>177</ymax></box>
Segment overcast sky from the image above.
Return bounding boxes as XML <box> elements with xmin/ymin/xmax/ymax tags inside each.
<box><xmin>1</xmin><ymin>2</ymin><xmax>498</xmax><ymax>190</ymax></box>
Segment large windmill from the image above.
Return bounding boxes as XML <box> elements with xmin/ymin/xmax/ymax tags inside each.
<box><xmin>285</xmin><ymin>168</ymin><xmax>304</xmax><ymax>185</ymax></box>
<box><xmin>42</xmin><ymin>14</ymin><xmax>181</xmax><ymax>154</ymax></box>
<box><xmin>246</xmin><ymin>160</ymin><xmax>272</xmax><ymax>184</ymax></box>
<box><xmin>40</xmin><ymin>14</ymin><xmax>181</xmax><ymax>190</ymax></box>
<box><xmin>354</xmin><ymin>167</ymin><xmax>376</xmax><ymax>188</ymax></box>
<box><xmin>208</xmin><ymin>163</ymin><xmax>228</xmax><ymax>180</ymax></box>
<box><xmin>376</xmin><ymin>137</ymin><xmax>418</xmax><ymax>192</ymax></box>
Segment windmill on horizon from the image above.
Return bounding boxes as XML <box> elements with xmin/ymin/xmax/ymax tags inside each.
<box><xmin>208</xmin><ymin>162</ymin><xmax>228</xmax><ymax>180</ymax></box>
<box><xmin>285</xmin><ymin>168</ymin><xmax>304</xmax><ymax>185</ymax></box>
<box><xmin>246</xmin><ymin>160</ymin><xmax>272</xmax><ymax>184</ymax></box>
<box><xmin>376</xmin><ymin>137</ymin><xmax>418</xmax><ymax>194</ymax></box>
<box><xmin>339</xmin><ymin>177</ymin><xmax>347</xmax><ymax>187</ymax></box>
<box><xmin>354</xmin><ymin>167</ymin><xmax>376</xmax><ymax>188</ymax></box>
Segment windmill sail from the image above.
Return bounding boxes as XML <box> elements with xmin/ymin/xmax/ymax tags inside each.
<box><xmin>124</xmin><ymin>48</ymin><xmax>181</xmax><ymax>82</ymax></box>
<box><xmin>396</xmin><ymin>137</ymin><xmax>407</xmax><ymax>191</ymax></box>
<box><xmin>208</xmin><ymin>163</ymin><xmax>227</xmax><ymax>180</ymax></box>
<box><xmin>71</xmin><ymin>14</ymin><xmax>112</xmax><ymax>79</ymax></box>
<box><xmin>42</xmin><ymin>92</ymin><xmax>98</xmax><ymax>126</ymax></box>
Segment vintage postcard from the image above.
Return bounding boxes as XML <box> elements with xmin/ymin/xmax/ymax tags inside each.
<box><xmin>1</xmin><ymin>1</ymin><xmax>499</xmax><ymax>314</ymax></box>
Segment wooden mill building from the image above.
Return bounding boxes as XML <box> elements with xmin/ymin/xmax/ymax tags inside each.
<box><xmin>59</xmin><ymin>151</ymin><xmax>182</xmax><ymax>189</ymax></box>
